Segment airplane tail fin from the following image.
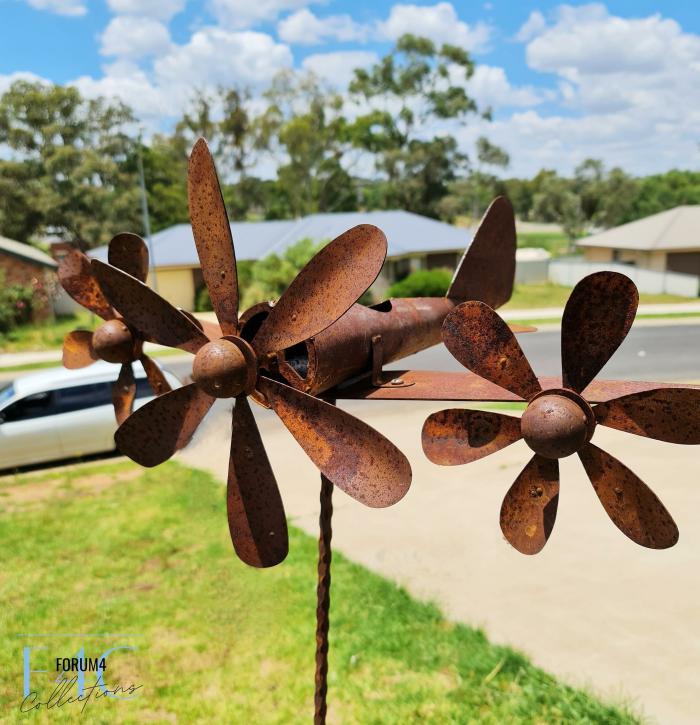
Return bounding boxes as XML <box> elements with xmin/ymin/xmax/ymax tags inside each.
<box><xmin>447</xmin><ymin>196</ymin><xmax>516</xmax><ymax>309</ymax></box>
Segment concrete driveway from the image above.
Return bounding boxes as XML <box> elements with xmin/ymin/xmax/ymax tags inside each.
<box><xmin>180</xmin><ymin>396</ymin><xmax>700</xmax><ymax>725</ymax></box>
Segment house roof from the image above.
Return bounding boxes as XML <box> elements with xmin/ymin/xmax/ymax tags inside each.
<box><xmin>0</xmin><ymin>235</ymin><xmax>57</xmax><ymax>268</ymax></box>
<box><xmin>577</xmin><ymin>206</ymin><xmax>700</xmax><ymax>252</ymax></box>
<box><xmin>91</xmin><ymin>210</ymin><xmax>475</xmax><ymax>267</ymax></box>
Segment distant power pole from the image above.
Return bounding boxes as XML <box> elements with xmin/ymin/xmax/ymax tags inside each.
<box><xmin>137</xmin><ymin>132</ymin><xmax>158</xmax><ymax>293</ymax></box>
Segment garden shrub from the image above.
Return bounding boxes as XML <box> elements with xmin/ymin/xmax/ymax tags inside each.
<box><xmin>387</xmin><ymin>268</ymin><xmax>452</xmax><ymax>298</ymax></box>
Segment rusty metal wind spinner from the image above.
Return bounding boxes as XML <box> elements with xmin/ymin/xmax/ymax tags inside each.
<box><xmin>422</xmin><ymin>272</ymin><xmax>700</xmax><ymax>554</ymax></box>
<box><xmin>75</xmin><ymin>138</ymin><xmax>528</xmax><ymax>724</ymax></box>
<box><xmin>58</xmin><ymin>235</ymin><xmax>173</xmax><ymax>423</ymax></box>
<box><xmin>61</xmin><ymin>134</ymin><xmax>700</xmax><ymax>722</ymax></box>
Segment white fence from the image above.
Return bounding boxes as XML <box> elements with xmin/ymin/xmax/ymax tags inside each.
<box><xmin>549</xmin><ymin>257</ymin><xmax>699</xmax><ymax>297</ymax></box>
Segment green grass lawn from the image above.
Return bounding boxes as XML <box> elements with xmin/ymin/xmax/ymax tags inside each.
<box><xmin>517</xmin><ymin>231</ymin><xmax>572</xmax><ymax>258</ymax></box>
<box><xmin>0</xmin><ymin>460</ymin><xmax>640</xmax><ymax>724</ymax></box>
<box><xmin>503</xmin><ymin>282</ymin><xmax>691</xmax><ymax>310</ymax></box>
<box><xmin>0</xmin><ymin>312</ymin><xmax>97</xmax><ymax>354</ymax></box>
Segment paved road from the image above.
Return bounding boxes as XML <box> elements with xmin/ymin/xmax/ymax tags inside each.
<box><xmin>160</xmin><ymin>322</ymin><xmax>700</xmax><ymax>385</ymax></box>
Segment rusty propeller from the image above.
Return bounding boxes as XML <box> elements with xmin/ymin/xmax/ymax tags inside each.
<box><xmin>422</xmin><ymin>271</ymin><xmax>700</xmax><ymax>554</ymax></box>
<box><xmin>92</xmin><ymin>138</ymin><xmax>411</xmax><ymax>569</ymax></box>
<box><xmin>58</xmin><ymin>235</ymin><xmax>173</xmax><ymax>424</ymax></box>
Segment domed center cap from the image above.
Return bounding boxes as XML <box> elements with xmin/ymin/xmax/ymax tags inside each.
<box><xmin>92</xmin><ymin>319</ymin><xmax>135</xmax><ymax>364</ymax></box>
<box><xmin>521</xmin><ymin>391</ymin><xmax>594</xmax><ymax>459</ymax></box>
<box><xmin>192</xmin><ymin>338</ymin><xmax>253</xmax><ymax>398</ymax></box>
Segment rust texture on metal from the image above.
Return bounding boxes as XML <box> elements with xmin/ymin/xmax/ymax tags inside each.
<box><xmin>57</xmin><ymin>236</ymin><xmax>172</xmax><ymax>422</ymax></box>
<box><xmin>188</xmin><ymin>139</ymin><xmax>239</xmax><ymax>336</ymax></box>
<box><xmin>422</xmin><ymin>272</ymin><xmax>698</xmax><ymax>553</ymax></box>
<box><xmin>258</xmin><ymin>377</ymin><xmax>411</xmax><ymax>508</ymax></box>
<box><xmin>520</xmin><ymin>388</ymin><xmax>595</xmax><ymax>460</ymax></box>
<box><xmin>108</xmin><ymin>232</ymin><xmax>149</xmax><ymax>282</ymax></box>
<box><xmin>92</xmin><ymin>260</ymin><xmax>209</xmax><ymax>354</ymax></box>
<box><xmin>252</xmin><ymin>224</ymin><xmax>388</xmax><ymax>357</ymax></box>
<box><xmin>112</xmin><ymin>362</ymin><xmax>136</xmax><ymax>426</ymax></box>
<box><xmin>500</xmin><ymin>454</ymin><xmax>559</xmax><ymax>555</ymax></box>
<box><xmin>278</xmin><ymin>297</ymin><xmax>456</xmax><ymax>396</ymax></box>
<box><xmin>561</xmin><ymin>271</ymin><xmax>638</xmax><ymax>393</ymax></box>
<box><xmin>595</xmin><ymin>388</ymin><xmax>700</xmax><ymax>444</ymax></box>
<box><xmin>96</xmin><ymin>138</ymin><xmax>412</xmax><ymax>575</ymax></box>
<box><xmin>314</xmin><ymin>473</ymin><xmax>333</xmax><ymax>725</ymax></box>
<box><xmin>579</xmin><ymin>443</ymin><xmax>679</xmax><ymax>549</ymax></box>
<box><xmin>447</xmin><ymin>196</ymin><xmax>516</xmax><ymax>308</ymax></box>
<box><xmin>422</xmin><ymin>409</ymin><xmax>522</xmax><ymax>465</ymax></box>
<box><xmin>62</xmin><ymin>329</ymin><xmax>97</xmax><ymax>369</ymax></box>
<box><xmin>336</xmin><ymin>370</ymin><xmax>700</xmax><ymax>403</ymax></box>
<box><xmin>228</xmin><ymin>395</ymin><xmax>288</xmax><ymax>568</ymax></box>
<box><xmin>115</xmin><ymin>382</ymin><xmax>215</xmax><ymax>467</ymax></box>
<box><xmin>443</xmin><ymin>301</ymin><xmax>541</xmax><ymax>400</ymax></box>
<box><xmin>58</xmin><ymin>248</ymin><xmax>115</xmax><ymax>320</ymax></box>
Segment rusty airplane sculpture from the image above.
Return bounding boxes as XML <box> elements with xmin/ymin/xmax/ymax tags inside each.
<box><xmin>83</xmin><ymin>137</ymin><xmax>528</xmax><ymax>724</ymax></box>
<box><xmin>421</xmin><ymin>271</ymin><xmax>700</xmax><ymax>555</ymax></box>
<box><xmin>58</xmin><ymin>234</ymin><xmax>174</xmax><ymax>423</ymax></box>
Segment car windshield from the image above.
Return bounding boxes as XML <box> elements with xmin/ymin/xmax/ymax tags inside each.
<box><xmin>0</xmin><ymin>383</ymin><xmax>14</xmax><ymax>405</ymax></box>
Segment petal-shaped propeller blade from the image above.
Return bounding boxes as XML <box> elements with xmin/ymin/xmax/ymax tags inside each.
<box><xmin>258</xmin><ymin>377</ymin><xmax>411</xmax><ymax>508</ymax></box>
<box><xmin>115</xmin><ymin>382</ymin><xmax>215</xmax><ymax>467</ymax></box>
<box><xmin>422</xmin><ymin>408</ymin><xmax>522</xmax><ymax>465</ymax></box>
<box><xmin>178</xmin><ymin>309</ymin><xmax>223</xmax><ymax>341</ymax></box>
<box><xmin>108</xmin><ymin>233</ymin><xmax>149</xmax><ymax>282</ymax></box>
<box><xmin>112</xmin><ymin>362</ymin><xmax>136</xmax><ymax>425</ymax></box>
<box><xmin>595</xmin><ymin>388</ymin><xmax>700</xmax><ymax>444</ymax></box>
<box><xmin>140</xmin><ymin>355</ymin><xmax>171</xmax><ymax>397</ymax></box>
<box><xmin>561</xmin><ymin>272</ymin><xmax>638</xmax><ymax>393</ymax></box>
<box><xmin>92</xmin><ymin>260</ymin><xmax>209</xmax><ymax>354</ymax></box>
<box><xmin>578</xmin><ymin>442</ymin><xmax>678</xmax><ymax>549</ymax></box>
<box><xmin>63</xmin><ymin>330</ymin><xmax>97</xmax><ymax>369</ymax></box>
<box><xmin>447</xmin><ymin>196</ymin><xmax>516</xmax><ymax>309</ymax></box>
<box><xmin>500</xmin><ymin>454</ymin><xmax>559</xmax><ymax>555</ymax></box>
<box><xmin>443</xmin><ymin>301</ymin><xmax>541</xmax><ymax>400</ymax></box>
<box><xmin>58</xmin><ymin>248</ymin><xmax>115</xmax><ymax>320</ymax></box>
<box><xmin>227</xmin><ymin>395</ymin><xmax>288</xmax><ymax>568</ymax></box>
<box><xmin>252</xmin><ymin>225</ymin><xmax>387</xmax><ymax>356</ymax></box>
<box><xmin>188</xmin><ymin>138</ymin><xmax>238</xmax><ymax>336</ymax></box>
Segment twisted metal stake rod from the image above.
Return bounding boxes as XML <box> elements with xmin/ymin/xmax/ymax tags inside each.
<box><xmin>314</xmin><ymin>472</ymin><xmax>333</xmax><ymax>724</ymax></box>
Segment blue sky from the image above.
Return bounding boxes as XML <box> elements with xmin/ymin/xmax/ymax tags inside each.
<box><xmin>1</xmin><ymin>1</ymin><xmax>699</xmax><ymax>177</ymax></box>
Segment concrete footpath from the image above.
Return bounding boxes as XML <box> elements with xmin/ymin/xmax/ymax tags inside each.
<box><xmin>181</xmin><ymin>399</ymin><xmax>700</xmax><ymax>725</ymax></box>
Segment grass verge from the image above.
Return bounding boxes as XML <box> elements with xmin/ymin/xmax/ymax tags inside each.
<box><xmin>0</xmin><ymin>312</ymin><xmax>97</xmax><ymax>354</ymax></box>
<box><xmin>503</xmin><ymin>282</ymin><xmax>692</xmax><ymax>310</ymax></box>
<box><xmin>0</xmin><ymin>460</ymin><xmax>640</xmax><ymax>723</ymax></box>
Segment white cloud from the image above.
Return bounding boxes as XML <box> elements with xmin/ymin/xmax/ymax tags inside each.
<box><xmin>379</xmin><ymin>2</ymin><xmax>491</xmax><ymax>52</ymax></box>
<box><xmin>106</xmin><ymin>0</ymin><xmax>185</xmax><ymax>21</ymax></box>
<box><xmin>71</xmin><ymin>61</ymin><xmax>168</xmax><ymax>119</ymax></box>
<box><xmin>209</xmin><ymin>0</ymin><xmax>320</xmax><ymax>30</ymax></box>
<box><xmin>100</xmin><ymin>17</ymin><xmax>172</xmax><ymax>58</ymax></box>
<box><xmin>515</xmin><ymin>10</ymin><xmax>545</xmax><ymax>42</ymax></box>
<box><xmin>302</xmin><ymin>51</ymin><xmax>378</xmax><ymax>88</ymax></box>
<box><xmin>0</xmin><ymin>71</ymin><xmax>48</xmax><ymax>96</ymax></box>
<box><xmin>467</xmin><ymin>65</ymin><xmax>543</xmax><ymax>109</ymax></box>
<box><xmin>72</xmin><ymin>28</ymin><xmax>292</xmax><ymax>126</ymax></box>
<box><xmin>278</xmin><ymin>9</ymin><xmax>367</xmax><ymax>45</ymax></box>
<box><xmin>25</xmin><ymin>0</ymin><xmax>86</xmax><ymax>16</ymax></box>
<box><xmin>154</xmin><ymin>28</ymin><xmax>292</xmax><ymax>91</ymax></box>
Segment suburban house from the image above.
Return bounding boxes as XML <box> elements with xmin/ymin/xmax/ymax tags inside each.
<box><xmin>577</xmin><ymin>206</ymin><xmax>700</xmax><ymax>278</ymax></box>
<box><xmin>0</xmin><ymin>234</ymin><xmax>57</xmax><ymax>320</ymax></box>
<box><xmin>91</xmin><ymin>210</ymin><xmax>547</xmax><ymax>311</ymax></box>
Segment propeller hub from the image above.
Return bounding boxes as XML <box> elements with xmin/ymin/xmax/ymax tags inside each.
<box><xmin>521</xmin><ymin>391</ymin><xmax>595</xmax><ymax>459</ymax></box>
<box><xmin>193</xmin><ymin>338</ymin><xmax>252</xmax><ymax>398</ymax></box>
<box><xmin>92</xmin><ymin>319</ymin><xmax>135</xmax><ymax>364</ymax></box>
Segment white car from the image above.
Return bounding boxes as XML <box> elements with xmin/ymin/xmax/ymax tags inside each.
<box><xmin>0</xmin><ymin>361</ymin><xmax>180</xmax><ymax>470</ymax></box>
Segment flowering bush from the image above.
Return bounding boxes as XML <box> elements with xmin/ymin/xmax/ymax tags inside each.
<box><xmin>0</xmin><ymin>271</ymin><xmax>35</xmax><ymax>333</ymax></box>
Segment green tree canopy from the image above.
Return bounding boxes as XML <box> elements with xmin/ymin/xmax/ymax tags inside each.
<box><xmin>0</xmin><ymin>80</ymin><xmax>140</xmax><ymax>247</ymax></box>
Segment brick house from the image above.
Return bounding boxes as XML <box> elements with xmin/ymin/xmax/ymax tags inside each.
<box><xmin>0</xmin><ymin>235</ymin><xmax>57</xmax><ymax>321</ymax></box>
